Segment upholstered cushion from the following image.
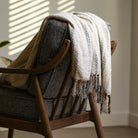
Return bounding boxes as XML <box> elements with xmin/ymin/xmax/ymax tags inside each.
<box><xmin>27</xmin><ymin>19</ymin><xmax>72</xmax><ymax>99</ymax></box>
<box><xmin>0</xmin><ymin>87</ymin><xmax>86</xmax><ymax>121</ymax></box>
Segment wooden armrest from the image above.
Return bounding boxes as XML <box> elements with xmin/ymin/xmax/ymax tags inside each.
<box><xmin>0</xmin><ymin>40</ymin><xmax>117</xmax><ymax>75</ymax></box>
<box><xmin>0</xmin><ymin>39</ymin><xmax>71</xmax><ymax>75</ymax></box>
<box><xmin>111</xmin><ymin>41</ymin><xmax>117</xmax><ymax>55</ymax></box>
<box><xmin>0</xmin><ymin>68</ymin><xmax>32</xmax><ymax>74</ymax></box>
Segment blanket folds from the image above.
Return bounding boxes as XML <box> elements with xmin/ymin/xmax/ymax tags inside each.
<box><xmin>0</xmin><ymin>12</ymin><xmax>111</xmax><ymax>113</ymax></box>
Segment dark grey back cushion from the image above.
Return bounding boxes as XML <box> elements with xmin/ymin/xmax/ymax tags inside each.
<box><xmin>27</xmin><ymin>19</ymin><xmax>72</xmax><ymax>99</ymax></box>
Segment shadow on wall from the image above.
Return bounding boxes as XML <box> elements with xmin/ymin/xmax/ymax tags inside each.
<box><xmin>8</xmin><ymin>0</ymin><xmax>75</xmax><ymax>57</ymax></box>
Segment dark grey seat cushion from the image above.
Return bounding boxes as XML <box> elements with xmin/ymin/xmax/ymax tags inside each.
<box><xmin>0</xmin><ymin>87</ymin><xmax>86</xmax><ymax>121</ymax></box>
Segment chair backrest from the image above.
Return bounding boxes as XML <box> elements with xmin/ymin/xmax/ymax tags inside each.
<box><xmin>26</xmin><ymin>19</ymin><xmax>84</xmax><ymax>119</ymax></box>
<box><xmin>27</xmin><ymin>18</ymin><xmax>113</xmax><ymax>120</ymax></box>
<box><xmin>27</xmin><ymin>19</ymin><xmax>71</xmax><ymax>99</ymax></box>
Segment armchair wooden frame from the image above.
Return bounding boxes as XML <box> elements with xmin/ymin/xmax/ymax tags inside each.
<box><xmin>0</xmin><ymin>39</ymin><xmax>117</xmax><ymax>138</ymax></box>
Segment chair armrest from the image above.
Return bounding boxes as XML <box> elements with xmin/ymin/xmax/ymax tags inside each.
<box><xmin>111</xmin><ymin>41</ymin><xmax>117</xmax><ymax>55</ymax></box>
<box><xmin>0</xmin><ymin>40</ymin><xmax>117</xmax><ymax>75</ymax></box>
<box><xmin>0</xmin><ymin>68</ymin><xmax>32</xmax><ymax>74</ymax></box>
<box><xmin>34</xmin><ymin>40</ymin><xmax>117</xmax><ymax>75</ymax></box>
<box><xmin>0</xmin><ymin>39</ymin><xmax>71</xmax><ymax>75</ymax></box>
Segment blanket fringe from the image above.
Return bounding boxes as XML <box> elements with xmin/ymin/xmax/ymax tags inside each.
<box><xmin>71</xmin><ymin>74</ymin><xmax>111</xmax><ymax>114</ymax></box>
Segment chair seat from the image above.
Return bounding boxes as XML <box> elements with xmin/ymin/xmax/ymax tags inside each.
<box><xmin>0</xmin><ymin>87</ymin><xmax>86</xmax><ymax>121</ymax></box>
<box><xmin>0</xmin><ymin>87</ymin><xmax>38</xmax><ymax>121</ymax></box>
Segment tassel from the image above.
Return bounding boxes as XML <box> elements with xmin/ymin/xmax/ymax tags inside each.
<box><xmin>108</xmin><ymin>95</ymin><xmax>111</xmax><ymax>114</ymax></box>
<box><xmin>93</xmin><ymin>75</ymin><xmax>96</xmax><ymax>92</ymax></box>
<box><xmin>96</xmin><ymin>75</ymin><xmax>99</xmax><ymax>92</ymax></box>
<box><xmin>71</xmin><ymin>73</ymin><xmax>111</xmax><ymax>114</ymax></box>
<box><xmin>100</xmin><ymin>91</ymin><xmax>111</xmax><ymax>114</ymax></box>
<box><xmin>82</xmin><ymin>82</ymin><xmax>87</xmax><ymax>98</ymax></box>
<box><xmin>97</xmin><ymin>86</ymin><xmax>102</xmax><ymax>103</ymax></box>
<box><xmin>78</xmin><ymin>80</ymin><xmax>83</xmax><ymax>96</ymax></box>
<box><xmin>92</xmin><ymin>92</ymin><xmax>97</xmax><ymax>102</ymax></box>
<box><xmin>72</xmin><ymin>79</ymin><xmax>78</xmax><ymax>96</ymax></box>
<box><xmin>88</xmin><ymin>75</ymin><xmax>93</xmax><ymax>93</ymax></box>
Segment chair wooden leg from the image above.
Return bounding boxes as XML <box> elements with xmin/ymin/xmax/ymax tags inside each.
<box><xmin>32</xmin><ymin>75</ymin><xmax>53</xmax><ymax>138</ymax></box>
<box><xmin>8</xmin><ymin>129</ymin><xmax>14</xmax><ymax>138</ymax></box>
<box><xmin>89</xmin><ymin>93</ymin><xmax>104</xmax><ymax>138</ymax></box>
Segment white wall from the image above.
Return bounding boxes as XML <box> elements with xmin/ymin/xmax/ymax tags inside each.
<box><xmin>0</xmin><ymin>0</ymin><xmax>9</xmax><ymax>66</ymax></box>
<box><xmin>129</xmin><ymin>0</ymin><xmax>138</xmax><ymax>128</ymax></box>
<box><xmin>75</xmin><ymin>0</ymin><xmax>132</xmax><ymax>127</ymax></box>
<box><xmin>0</xmin><ymin>0</ymin><xmax>132</xmax><ymax>127</ymax></box>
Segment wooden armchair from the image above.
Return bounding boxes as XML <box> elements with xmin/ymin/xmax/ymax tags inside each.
<box><xmin>0</xmin><ymin>19</ymin><xmax>117</xmax><ymax>138</ymax></box>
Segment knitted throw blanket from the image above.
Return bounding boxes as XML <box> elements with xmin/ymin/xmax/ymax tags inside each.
<box><xmin>48</xmin><ymin>12</ymin><xmax>111</xmax><ymax>113</ymax></box>
<box><xmin>0</xmin><ymin>12</ymin><xmax>111</xmax><ymax>113</ymax></box>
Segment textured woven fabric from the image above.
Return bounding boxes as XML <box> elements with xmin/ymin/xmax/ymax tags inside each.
<box><xmin>0</xmin><ymin>87</ymin><xmax>86</xmax><ymax>121</ymax></box>
<box><xmin>46</xmin><ymin>13</ymin><xmax>111</xmax><ymax>113</ymax></box>
<box><xmin>27</xmin><ymin>19</ymin><xmax>71</xmax><ymax>98</ymax></box>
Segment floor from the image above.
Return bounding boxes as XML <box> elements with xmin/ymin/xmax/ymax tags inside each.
<box><xmin>0</xmin><ymin>127</ymin><xmax>138</xmax><ymax>138</ymax></box>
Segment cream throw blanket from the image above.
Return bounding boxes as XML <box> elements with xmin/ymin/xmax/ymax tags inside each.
<box><xmin>0</xmin><ymin>12</ymin><xmax>111</xmax><ymax>113</ymax></box>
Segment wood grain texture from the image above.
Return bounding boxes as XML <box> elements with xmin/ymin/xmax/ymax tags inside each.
<box><xmin>8</xmin><ymin>129</ymin><xmax>14</xmax><ymax>138</ymax></box>
<box><xmin>89</xmin><ymin>93</ymin><xmax>104</xmax><ymax>138</ymax></box>
<box><xmin>0</xmin><ymin>116</ymin><xmax>43</xmax><ymax>135</ymax></box>
<box><xmin>50</xmin><ymin>112</ymin><xmax>91</xmax><ymax>130</ymax></box>
<box><xmin>32</xmin><ymin>75</ymin><xmax>53</xmax><ymax>138</ymax></box>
